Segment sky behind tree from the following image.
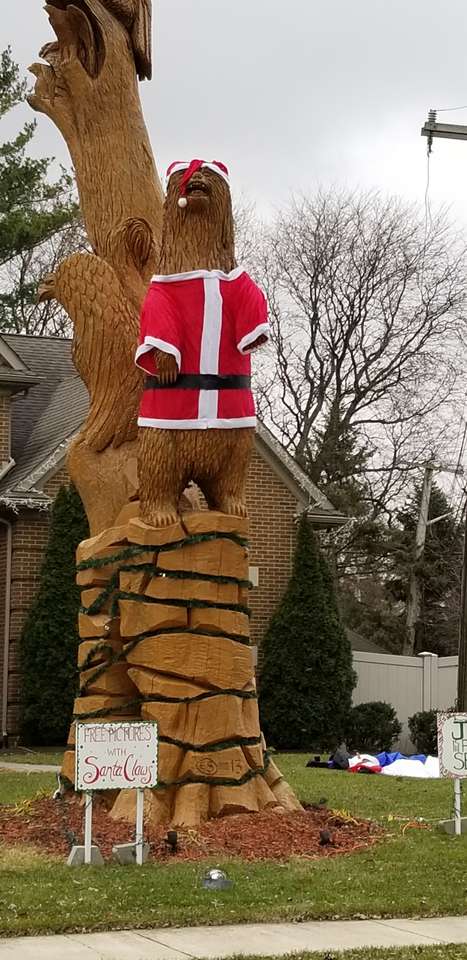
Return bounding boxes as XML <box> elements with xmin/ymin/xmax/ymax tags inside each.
<box><xmin>3</xmin><ymin>0</ymin><xmax>467</xmax><ymax>223</ymax></box>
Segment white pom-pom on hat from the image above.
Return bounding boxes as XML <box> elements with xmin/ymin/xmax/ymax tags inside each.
<box><xmin>178</xmin><ymin>197</ymin><xmax>188</xmax><ymax>209</ymax></box>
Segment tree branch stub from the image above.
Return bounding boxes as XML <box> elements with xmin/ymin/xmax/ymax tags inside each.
<box><xmin>29</xmin><ymin>0</ymin><xmax>163</xmax><ymax>287</ymax></box>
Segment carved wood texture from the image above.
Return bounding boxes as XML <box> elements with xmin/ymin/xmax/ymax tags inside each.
<box><xmin>62</xmin><ymin>508</ymin><xmax>302</xmax><ymax>826</ymax></box>
<box><xmin>30</xmin><ymin>0</ymin><xmax>300</xmax><ymax>821</ymax></box>
<box><xmin>30</xmin><ymin>0</ymin><xmax>163</xmax><ymax>533</ymax></box>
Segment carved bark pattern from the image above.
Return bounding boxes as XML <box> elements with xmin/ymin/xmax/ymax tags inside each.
<box><xmin>62</xmin><ymin>510</ymin><xmax>302</xmax><ymax>826</ymax></box>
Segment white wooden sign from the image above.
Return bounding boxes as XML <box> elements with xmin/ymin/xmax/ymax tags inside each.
<box><xmin>438</xmin><ymin>712</ymin><xmax>467</xmax><ymax>778</ymax></box>
<box><xmin>438</xmin><ymin>712</ymin><xmax>467</xmax><ymax>838</ymax></box>
<box><xmin>75</xmin><ymin>721</ymin><xmax>158</xmax><ymax>791</ymax></box>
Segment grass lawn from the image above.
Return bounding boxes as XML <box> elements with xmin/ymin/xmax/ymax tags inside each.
<box><xmin>276</xmin><ymin>754</ymin><xmax>455</xmax><ymax>822</ymax></box>
<box><xmin>0</xmin><ymin>753</ymin><xmax>466</xmax><ymax>937</ymax></box>
<box><xmin>0</xmin><ymin>770</ymin><xmax>57</xmax><ymax>805</ymax></box>
<box><xmin>223</xmin><ymin>950</ymin><xmax>467</xmax><ymax>959</ymax></box>
<box><xmin>0</xmin><ymin>747</ymin><xmax>63</xmax><ymax>766</ymax></box>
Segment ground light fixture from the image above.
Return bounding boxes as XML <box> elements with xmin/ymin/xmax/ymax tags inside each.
<box><xmin>201</xmin><ymin>868</ymin><xmax>233</xmax><ymax>890</ymax></box>
<box><xmin>165</xmin><ymin>830</ymin><xmax>178</xmax><ymax>853</ymax></box>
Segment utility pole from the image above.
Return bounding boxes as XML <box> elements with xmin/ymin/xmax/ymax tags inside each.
<box><xmin>404</xmin><ymin>460</ymin><xmax>463</xmax><ymax>656</ymax></box>
<box><xmin>458</xmin><ymin>503</ymin><xmax>467</xmax><ymax>710</ymax></box>
<box><xmin>404</xmin><ymin>464</ymin><xmax>434</xmax><ymax>655</ymax></box>
<box><xmin>421</xmin><ymin>113</ymin><xmax>467</xmax><ymax>701</ymax></box>
<box><xmin>421</xmin><ymin>111</ymin><xmax>467</xmax><ymax>147</ymax></box>
<box><xmin>420</xmin><ymin>113</ymin><xmax>467</xmax><ymax>694</ymax></box>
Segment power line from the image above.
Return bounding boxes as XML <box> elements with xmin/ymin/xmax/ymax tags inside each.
<box><xmin>435</xmin><ymin>104</ymin><xmax>467</xmax><ymax>113</ymax></box>
<box><xmin>448</xmin><ymin>415</ymin><xmax>467</xmax><ymax>509</ymax></box>
<box><xmin>455</xmin><ymin>492</ymin><xmax>467</xmax><ymax>527</ymax></box>
<box><xmin>424</xmin><ymin>149</ymin><xmax>432</xmax><ymax>234</ymax></box>
<box><xmin>455</xmin><ymin>496</ymin><xmax>466</xmax><ymax>526</ymax></box>
<box><xmin>421</xmin><ymin>146</ymin><xmax>432</xmax><ymax>287</ymax></box>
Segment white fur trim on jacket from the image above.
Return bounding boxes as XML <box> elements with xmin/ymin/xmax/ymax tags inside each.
<box><xmin>138</xmin><ymin>416</ymin><xmax>257</xmax><ymax>430</ymax></box>
<box><xmin>237</xmin><ymin>323</ymin><xmax>270</xmax><ymax>355</ymax></box>
<box><xmin>135</xmin><ymin>338</ymin><xmax>181</xmax><ymax>371</ymax></box>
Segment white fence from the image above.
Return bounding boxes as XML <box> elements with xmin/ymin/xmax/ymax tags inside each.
<box><xmin>352</xmin><ymin>651</ymin><xmax>458</xmax><ymax>753</ymax></box>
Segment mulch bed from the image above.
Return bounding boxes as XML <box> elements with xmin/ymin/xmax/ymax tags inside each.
<box><xmin>0</xmin><ymin>796</ymin><xmax>381</xmax><ymax>862</ymax></box>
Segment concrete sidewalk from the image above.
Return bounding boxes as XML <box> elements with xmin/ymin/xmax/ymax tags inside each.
<box><xmin>0</xmin><ymin>762</ymin><xmax>60</xmax><ymax>773</ymax></box>
<box><xmin>0</xmin><ymin>760</ymin><xmax>60</xmax><ymax>773</ymax></box>
<box><xmin>1</xmin><ymin>917</ymin><xmax>467</xmax><ymax>958</ymax></box>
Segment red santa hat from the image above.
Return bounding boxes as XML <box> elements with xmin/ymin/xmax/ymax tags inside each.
<box><xmin>166</xmin><ymin>159</ymin><xmax>230</xmax><ymax>208</ymax></box>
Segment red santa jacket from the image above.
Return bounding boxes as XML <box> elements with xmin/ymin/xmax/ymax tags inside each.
<box><xmin>135</xmin><ymin>267</ymin><xmax>269</xmax><ymax>429</ymax></box>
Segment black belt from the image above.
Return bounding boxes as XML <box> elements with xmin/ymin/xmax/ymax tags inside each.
<box><xmin>145</xmin><ymin>374</ymin><xmax>251</xmax><ymax>390</ymax></box>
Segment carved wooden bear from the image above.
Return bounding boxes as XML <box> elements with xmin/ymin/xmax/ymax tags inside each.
<box><xmin>136</xmin><ymin>160</ymin><xmax>269</xmax><ymax>527</ymax></box>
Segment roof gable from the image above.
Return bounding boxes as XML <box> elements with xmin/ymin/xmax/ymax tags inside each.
<box><xmin>0</xmin><ymin>336</ymin><xmax>86</xmax><ymax>504</ymax></box>
<box><xmin>0</xmin><ymin>336</ymin><xmax>29</xmax><ymax>372</ymax></box>
<box><xmin>0</xmin><ymin>334</ymin><xmax>44</xmax><ymax>393</ymax></box>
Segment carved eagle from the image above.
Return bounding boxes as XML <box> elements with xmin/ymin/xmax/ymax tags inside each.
<box><xmin>38</xmin><ymin>252</ymin><xmax>144</xmax><ymax>452</ymax></box>
<box><xmin>45</xmin><ymin>0</ymin><xmax>152</xmax><ymax>81</ymax></box>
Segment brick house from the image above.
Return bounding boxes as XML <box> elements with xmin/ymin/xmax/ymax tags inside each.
<box><xmin>0</xmin><ymin>334</ymin><xmax>343</xmax><ymax>744</ymax></box>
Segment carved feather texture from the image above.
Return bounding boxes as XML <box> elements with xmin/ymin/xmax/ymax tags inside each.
<box><xmin>49</xmin><ymin>252</ymin><xmax>143</xmax><ymax>452</ymax></box>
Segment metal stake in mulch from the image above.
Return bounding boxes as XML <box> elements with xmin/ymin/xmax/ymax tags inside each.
<box><xmin>438</xmin><ymin>712</ymin><xmax>467</xmax><ymax>836</ymax></box>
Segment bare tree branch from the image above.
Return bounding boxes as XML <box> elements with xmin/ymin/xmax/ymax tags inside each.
<box><xmin>255</xmin><ymin>189</ymin><xmax>467</xmax><ymax>514</ymax></box>
<box><xmin>0</xmin><ymin>216</ymin><xmax>89</xmax><ymax>335</ymax></box>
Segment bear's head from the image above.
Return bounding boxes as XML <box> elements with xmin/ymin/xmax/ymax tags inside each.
<box><xmin>157</xmin><ymin>161</ymin><xmax>236</xmax><ymax>275</ymax></box>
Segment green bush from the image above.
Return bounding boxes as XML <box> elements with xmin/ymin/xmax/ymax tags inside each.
<box><xmin>408</xmin><ymin>709</ymin><xmax>438</xmax><ymax>755</ymax></box>
<box><xmin>259</xmin><ymin>514</ymin><xmax>355</xmax><ymax>752</ymax></box>
<box><xmin>347</xmin><ymin>701</ymin><xmax>402</xmax><ymax>753</ymax></box>
<box><xmin>19</xmin><ymin>484</ymin><xmax>89</xmax><ymax>744</ymax></box>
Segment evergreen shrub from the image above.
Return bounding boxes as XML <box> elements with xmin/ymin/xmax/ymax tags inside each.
<box><xmin>259</xmin><ymin>514</ymin><xmax>355</xmax><ymax>751</ymax></box>
<box><xmin>408</xmin><ymin>709</ymin><xmax>438</xmax><ymax>755</ymax></box>
<box><xmin>19</xmin><ymin>484</ymin><xmax>89</xmax><ymax>744</ymax></box>
<box><xmin>347</xmin><ymin>701</ymin><xmax>402</xmax><ymax>753</ymax></box>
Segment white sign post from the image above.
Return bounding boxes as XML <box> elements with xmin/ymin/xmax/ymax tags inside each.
<box><xmin>84</xmin><ymin>790</ymin><xmax>93</xmax><ymax>864</ymax></box>
<box><xmin>438</xmin><ymin>712</ymin><xmax>467</xmax><ymax>836</ymax></box>
<box><xmin>136</xmin><ymin>785</ymin><xmax>145</xmax><ymax>866</ymax></box>
<box><xmin>69</xmin><ymin>720</ymin><xmax>158</xmax><ymax>866</ymax></box>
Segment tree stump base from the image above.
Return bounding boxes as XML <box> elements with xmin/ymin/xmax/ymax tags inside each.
<box><xmin>63</xmin><ymin>507</ymin><xmax>301</xmax><ymax>826</ymax></box>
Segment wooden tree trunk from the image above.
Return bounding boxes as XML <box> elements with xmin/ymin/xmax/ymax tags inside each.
<box><xmin>30</xmin><ymin>0</ymin><xmax>301</xmax><ymax>823</ymax></box>
<box><xmin>62</xmin><ymin>505</ymin><xmax>301</xmax><ymax>826</ymax></box>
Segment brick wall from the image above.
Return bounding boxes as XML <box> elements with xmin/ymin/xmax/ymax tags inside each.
<box><xmin>246</xmin><ymin>450</ymin><xmax>297</xmax><ymax>653</ymax></box>
<box><xmin>43</xmin><ymin>468</ymin><xmax>70</xmax><ymax>498</ymax></box>
<box><xmin>7</xmin><ymin>512</ymin><xmax>49</xmax><ymax>734</ymax></box>
<box><xmin>3</xmin><ymin>472</ymin><xmax>71</xmax><ymax>734</ymax></box>
<box><xmin>0</xmin><ymin>393</ymin><xmax>11</xmax><ymax>464</ymax></box>
<box><xmin>0</xmin><ymin>525</ymin><xmax>7</xmax><ymax>735</ymax></box>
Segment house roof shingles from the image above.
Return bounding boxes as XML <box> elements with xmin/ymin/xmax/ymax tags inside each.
<box><xmin>0</xmin><ymin>335</ymin><xmax>87</xmax><ymax>505</ymax></box>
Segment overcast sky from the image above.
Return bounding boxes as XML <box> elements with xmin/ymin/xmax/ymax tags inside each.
<box><xmin>4</xmin><ymin>0</ymin><xmax>467</xmax><ymax>223</ymax></box>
